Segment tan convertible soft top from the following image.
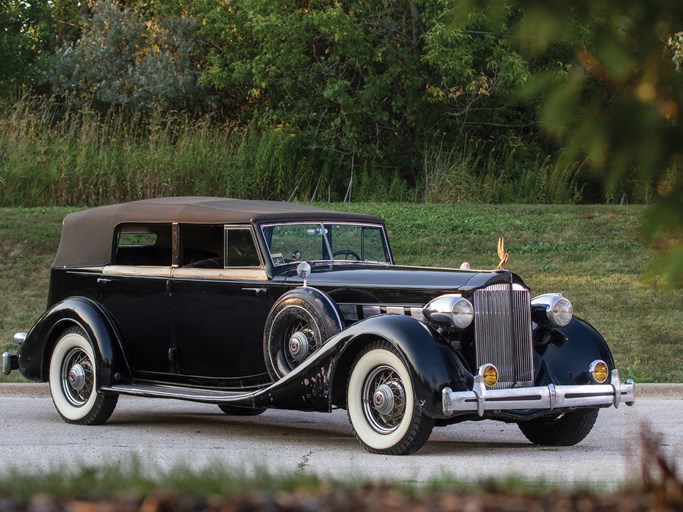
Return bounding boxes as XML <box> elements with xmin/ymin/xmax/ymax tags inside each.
<box><xmin>53</xmin><ymin>197</ymin><xmax>384</xmax><ymax>267</ymax></box>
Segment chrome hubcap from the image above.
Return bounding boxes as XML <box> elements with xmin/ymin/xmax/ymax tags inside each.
<box><xmin>372</xmin><ymin>384</ymin><xmax>395</xmax><ymax>415</ymax></box>
<box><xmin>288</xmin><ymin>331</ymin><xmax>310</xmax><ymax>362</ymax></box>
<box><xmin>68</xmin><ymin>364</ymin><xmax>86</xmax><ymax>391</ymax></box>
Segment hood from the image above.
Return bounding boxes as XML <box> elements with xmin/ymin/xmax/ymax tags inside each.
<box><xmin>277</xmin><ymin>263</ymin><xmax>527</xmax><ymax>305</ymax></box>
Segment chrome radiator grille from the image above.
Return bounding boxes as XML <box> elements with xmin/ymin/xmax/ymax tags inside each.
<box><xmin>473</xmin><ymin>283</ymin><xmax>533</xmax><ymax>389</ymax></box>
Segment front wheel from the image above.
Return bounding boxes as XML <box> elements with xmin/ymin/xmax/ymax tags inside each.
<box><xmin>518</xmin><ymin>408</ymin><xmax>599</xmax><ymax>446</ymax></box>
<box><xmin>347</xmin><ymin>341</ymin><xmax>434</xmax><ymax>455</ymax></box>
<box><xmin>49</xmin><ymin>326</ymin><xmax>118</xmax><ymax>425</ymax></box>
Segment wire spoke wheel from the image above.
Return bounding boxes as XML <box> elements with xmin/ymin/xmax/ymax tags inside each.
<box><xmin>347</xmin><ymin>341</ymin><xmax>434</xmax><ymax>455</ymax></box>
<box><xmin>60</xmin><ymin>347</ymin><xmax>95</xmax><ymax>407</ymax></box>
<box><xmin>283</xmin><ymin>318</ymin><xmax>317</xmax><ymax>370</ymax></box>
<box><xmin>264</xmin><ymin>289</ymin><xmax>342</xmax><ymax>380</ymax></box>
<box><xmin>362</xmin><ymin>365</ymin><xmax>406</xmax><ymax>433</ymax></box>
<box><xmin>49</xmin><ymin>326</ymin><xmax>118</xmax><ymax>425</ymax></box>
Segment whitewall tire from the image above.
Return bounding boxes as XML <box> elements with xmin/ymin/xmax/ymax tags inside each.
<box><xmin>347</xmin><ymin>341</ymin><xmax>434</xmax><ymax>455</ymax></box>
<box><xmin>49</xmin><ymin>326</ymin><xmax>118</xmax><ymax>425</ymax></box>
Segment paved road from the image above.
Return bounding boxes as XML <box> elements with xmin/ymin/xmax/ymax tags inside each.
<box><xmin>0</xmin><ymin>385</ymin><xmax>680</xmax><ymax>487</ymax></box>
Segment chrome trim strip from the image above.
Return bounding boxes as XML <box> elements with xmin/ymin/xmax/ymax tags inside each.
<box><xmin>442</xmin><ymin>369</ymin><xmax>635</xmax><ymax>416</ymax></box>
<box><xmin>101</xmin><ymin>383</ymin><xmax>262</xmax><ymax>403</ymax></box>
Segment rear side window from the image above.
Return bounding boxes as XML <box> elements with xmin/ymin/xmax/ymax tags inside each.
<box><xmin>113</xmin><ymin>224</ymin><xmax>172</xmax><ymax>266</ymax></box>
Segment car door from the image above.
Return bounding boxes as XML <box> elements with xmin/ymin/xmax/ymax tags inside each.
<box><xmin>169</xmin><ymin>224</ymin><xmax>273</xmax><ymax>387</ymax></box>
<box><xmin>100</xmin><ymin>222</ymin><xmax>175</xmax><ymax>378</ymax></box>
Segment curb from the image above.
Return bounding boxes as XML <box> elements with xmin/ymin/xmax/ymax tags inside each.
<box><xmin>0</xmin><ymin>382</ymin><xmax>681</xmax><ymax>398</ymax></box>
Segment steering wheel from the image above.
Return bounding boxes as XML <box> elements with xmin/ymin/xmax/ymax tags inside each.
<box><xmin>333</xmin><ymin>249</ymin><xmax>361</xmax><ymax>261</ymax></box>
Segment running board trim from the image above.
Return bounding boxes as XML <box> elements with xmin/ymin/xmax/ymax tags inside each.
<box><xmin>102</xmin><ymin>383</ymin><xmax>267</xmax><ymax>405</ymax></box>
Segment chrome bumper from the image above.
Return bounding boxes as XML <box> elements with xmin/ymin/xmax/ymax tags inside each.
<box><xmin>3</xmin><ymin>332</ymin><xmax>26</xmax><ymax>376</ymax></box>
<box><xmin>442</xmin><ymin>369</ymin><xmax>635</xmax><ymax>416</ymax></box>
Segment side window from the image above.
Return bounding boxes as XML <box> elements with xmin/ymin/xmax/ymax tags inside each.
<box><xmin>181</xmin><ymin>224</ymin><xmax>224</xmax><ymax>268</ymax></box>
<box><xmin>226</xmin><ymin>228</ymin><xmax>261</xmax><ymax>267</ymax></box>
<box><xmin>113</xmin><ymin>224</ymin><xmax>172</xmax><ymax>266</ymax></box>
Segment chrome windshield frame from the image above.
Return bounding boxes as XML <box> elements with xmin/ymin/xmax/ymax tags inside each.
<box><xmin>260</xmin><ymin>221</ymin><xmax>392</xmax><ymax>267</ymax></box>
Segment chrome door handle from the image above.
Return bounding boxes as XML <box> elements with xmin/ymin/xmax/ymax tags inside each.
<box><xmin>242</xmin><ymin>287</ymin><xmax>266</xmax><ymax>296</ymax></box>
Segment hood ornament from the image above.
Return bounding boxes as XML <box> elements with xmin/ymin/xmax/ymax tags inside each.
<box><xmin>497</xmin><ymin>236</ymin><xmax>509</xmax><ymax>270</ymax></box>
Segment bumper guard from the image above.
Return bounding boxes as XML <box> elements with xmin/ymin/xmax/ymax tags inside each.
<box><xmin>443</xmin><ymin>369</ymin><xmax>635</xmax><ymax>416</ymax></box>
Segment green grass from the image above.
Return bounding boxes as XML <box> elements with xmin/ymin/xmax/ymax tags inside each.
<box><xmin>1</xmin><ymin>204</ymin><xmax>681</xmax><ymax>383</ymax></box>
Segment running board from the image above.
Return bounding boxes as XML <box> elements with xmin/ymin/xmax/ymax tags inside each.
<box><xmin>102</xmin><ymin>382</ymin><xmax>267</xmax><ymax>406</ymax></box>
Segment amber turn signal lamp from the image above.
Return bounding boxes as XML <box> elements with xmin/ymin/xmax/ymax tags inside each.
<box><xmin>589</xmin><ymin>360</ymin><xmax>609</xmax><ymax>384</ymax></box>
<box><xmin>480</xmin><ymin>364</ymin><xmax>498</xmax><ymax>388</ymax></box>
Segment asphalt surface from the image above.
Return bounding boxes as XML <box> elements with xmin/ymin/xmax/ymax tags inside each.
<box><xmin>0</xmin><ymin>383</ymin><xmax>680</xmax><ymax>487</ymax></box>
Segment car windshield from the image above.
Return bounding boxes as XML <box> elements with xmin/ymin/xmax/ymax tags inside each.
<box><xmin>262</xmin><ymin>223</ymin><xmax>391</xmax><ymax>265</ymax></box>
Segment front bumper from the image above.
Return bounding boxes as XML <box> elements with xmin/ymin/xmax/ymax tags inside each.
<box><xmin>443</xmin><ymin>369</ymin><xmax>635</xmax><ymax>416</ymax></box>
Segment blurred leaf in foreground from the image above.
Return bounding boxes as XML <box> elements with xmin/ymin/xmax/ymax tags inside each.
<box><xmin>511</xmin><ymin>0</ymin><xmax>683</xmax><ymax>287</ymax></box>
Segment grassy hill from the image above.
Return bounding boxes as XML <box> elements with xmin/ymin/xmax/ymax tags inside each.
<box><xmin>1</xmin><ymin>203</ymin><xmax>681</xmax><ymax>383</ymax></box>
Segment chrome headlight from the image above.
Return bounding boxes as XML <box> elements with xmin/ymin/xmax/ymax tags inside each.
<box><xmin>531</xmin><ymin>293</ymin><xmax>573</xmax><ymax>328</ymax></box>
<box><xmin>423</xmin><ymin>294</ymin><xmax>474</xmax><ymax>330</ymax></box>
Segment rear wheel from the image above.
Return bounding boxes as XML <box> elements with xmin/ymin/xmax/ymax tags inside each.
<box><xmin>518</xmin><ymin>408</ymin><xmax>599</xmax><ymax>446</ymax></box>
<box><xmin>49</xmin><ymin>326</ymin><xmax>118</xmax><ymax>425</ymax></box>
<box><xmin>347</xmin><ymin>341</ymin><xmax>434</xmax><ymax>455</ymax></box>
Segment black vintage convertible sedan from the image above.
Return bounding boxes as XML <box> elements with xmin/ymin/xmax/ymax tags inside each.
<box><xmin>3</xmin><ymin>197</ymin><xmax>635</xmax><ymax>454</ymax></box>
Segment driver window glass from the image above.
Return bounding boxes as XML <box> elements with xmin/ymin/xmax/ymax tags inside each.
<box><xmin>225</xmin><ymin>228</ymin><xmax>261</xmax><ymax>267</ymax></box>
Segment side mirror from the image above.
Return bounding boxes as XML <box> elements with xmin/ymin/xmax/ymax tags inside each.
<box><xmin>297</xmin><ymin>261</ymin><xmax>311</xmax><ymax>287</ymax></box>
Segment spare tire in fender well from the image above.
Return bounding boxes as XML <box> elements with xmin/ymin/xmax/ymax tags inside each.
<box><xmin>263</xmin><ymin>287</ymin><xmax>343</xmax><ymax>380</ymax></box>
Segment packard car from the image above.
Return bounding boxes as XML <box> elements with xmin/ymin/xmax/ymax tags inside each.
<box><xmin>3</xmin><ymin>197</ymin><xmax>635</xmax><ymax>454</ymax></box>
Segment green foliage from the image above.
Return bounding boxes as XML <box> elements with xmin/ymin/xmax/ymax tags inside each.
<box><xmin>3</xmin><ymin>0</ymin><xmax>674</xmax><ymax>213</ymax></box>
<box><xmin>194</xmin><ymin>0</ymin><xmax>537</xmax><ymax>188</ymax></box>
<box><xmin>52</xmin><ymin>0</ymin><xmax>206</xmax><ymax>112</ymax></box>
<box><xmin>0</xmin><ymin>0</ymin><xmax>55</xmax><ymax>95</ymax></box>
<box><xmin>0</xmin><ymin>96</ymin><xmax>416</xmax><ymax>206</ymax></box>
<box><xmin>510</xmin><ymin>0</ymin><xmax>683</xmax><ymax>286</ymax></box>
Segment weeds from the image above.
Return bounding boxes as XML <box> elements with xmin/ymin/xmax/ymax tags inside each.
<box><xmin>0</xmin><ymin>96</ymin><xmax>660</xmax><ymax>206</ymax></box>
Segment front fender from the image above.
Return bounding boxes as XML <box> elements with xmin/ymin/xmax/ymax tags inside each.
<box><xmin>18</xmin><ymin>297</ymin><xmax>130</xmax><ymax>387</ymax></box>
<box><xmin>534</xmin><ymin>316</ymin><xmax>616</xmax><ymax>386</ymax></box>
<box><xmin>330</xmin><ymin>315</ymin><xmax>469</xmax><ymax>417</ymax></box>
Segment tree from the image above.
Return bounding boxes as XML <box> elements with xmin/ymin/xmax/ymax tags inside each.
<box><xmin>52</xmin><ymin>0</ymin><xmax>206</xmax><ymax>113</ymax></box>
<box><xmin>0</xmin><ymin>0</ymin><xmax>55</xmax><ymax>96</ymax></box>
<box><xmin>509</xmin><ymin>1</ymin><xmax>683</xmax><ymax>286</ymax></box>
<box><xmin>194</xmin><ymin>0</ymin><xmax>532</xmax><ymax>195</ymax></box>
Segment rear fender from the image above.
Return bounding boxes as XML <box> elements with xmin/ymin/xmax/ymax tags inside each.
<box><xmin>18</xmin><ymin>297</ymin><xmax>130</xmax><ymax>387</ymax></box>
<box><xmin>330</xmin><ymin>315</ymin><xmax>469</xmax><ymax>417</ymax></box>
